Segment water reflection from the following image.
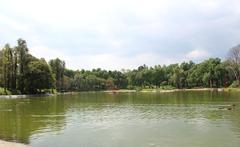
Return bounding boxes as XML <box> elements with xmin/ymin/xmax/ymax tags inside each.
<box><xmin>0</xmin><ymin>91</ymin><xmax>239</xmax><ymax>147</ymax></box>
<box><xmin>0</xmin><ymin>97</ymin><xmax>66</xmax><ymax>143</ymax></box>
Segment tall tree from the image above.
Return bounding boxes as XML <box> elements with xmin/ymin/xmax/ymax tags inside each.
<box><xmin>1</xmin><ymin>44</ymin><xmax>15</xmax><ymax>91</ymax></box>
<box><xmin>49</xmin><ymin>58</ymin><xmax>65</xmax><ymax>91</ymax></box>
<box><xmin>0</xmin><ymin>50</ymin><xmax>3</xmax><ymax>87</ymax></box>
<box><xmin>15</xmin><ymin>39</ymin><xmax>29</xmax><ymax>93</ymax></box>
<box><xmin>227</xmin><ymin>44</ymin><xmax>240</xmax><ymax>86</ymax></box>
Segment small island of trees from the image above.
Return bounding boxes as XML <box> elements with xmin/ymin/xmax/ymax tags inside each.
<box><xmin>0</xmin><ymin>39</ymin><xmax>240</xmax><ymax>95</ymax></box>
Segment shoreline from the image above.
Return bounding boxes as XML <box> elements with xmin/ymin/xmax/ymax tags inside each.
<box><xmin>0</xmin><ymin>88</ymin><xmax>239</xmax><ymax>98</ymax></box>
<box><xmin>0</xmin><ymin>92</ymin><xmax>80</xmax><ymax>99</ymax></box>
<box><xmin>0</xmin><ymin>140</ymin><xmax>29</xmax><ymax>147</ymax></box>
<box><xmin>140</xmin><ymin>88</ymin><xmax>240</xmax><ymax>93</ymax></box>
<box><xmin>140</xmin><ymin>88</ymin><xmax>223</xmax><ymax>93</ymax></box>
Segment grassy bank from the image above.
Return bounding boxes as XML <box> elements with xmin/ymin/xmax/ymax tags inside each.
<box><xmin>101</xmin><ymin>87</ymin><xmax>240</xmax><ymax>93</ymax></box>
<box><xmin>0</xmin><ymin>87</ymin><xmax>57</xmax><ymax>96</ymax></box>
<box><xmin>140</xmin><ymin>87</ymin><xmax>240</xmax><ymax>93</ymax></box>
<box><xmin>1</xmin><ymin>88</ymin><xmax>240</xmax><ymax>99</ymax></box>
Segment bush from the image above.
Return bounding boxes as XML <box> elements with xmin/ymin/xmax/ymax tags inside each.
<box><xmin>127</xmin><ymin>85</ymin><xmax>135</xmax><ymax>90</ymax></box>
<box><xmin>42</xmin><ymin>89</ymin><xmax>57</xmax><ymax>94</ymax></box>
<box><xmin>160</xmin><ymin>81</ymin><xmax>168</xmax><ymax>86</ymax></box>
<box><xmin>229</xmin><ymin>81</ymin><xmax>239</xmax><ymax>88</ymax></box>
<box><xmin>0</xmin><ymin>87</ymin><xmax>12</xmax><ymax>95</ymax></box>
<box><xmin>159</xmin><ymin>85</ymin><xmax>175</xmax><ymax>90</ymax></box>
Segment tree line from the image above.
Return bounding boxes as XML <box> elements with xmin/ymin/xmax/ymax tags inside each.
<box><xmin>0</xmin><ymin>39</ymin><xmax>240</xmax><ymax>94</ymax></box>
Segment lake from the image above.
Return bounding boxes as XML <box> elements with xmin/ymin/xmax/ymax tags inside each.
<box><xmin>0</xmin><ymin>91</ymin><xmax>240</xmax><ymax>147</ymax></box>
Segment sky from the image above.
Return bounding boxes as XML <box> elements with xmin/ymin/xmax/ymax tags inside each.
<box><xmin>0</xmin><ymin>0</ymin><xmax>240</xmax><ymax>70</ymax></box>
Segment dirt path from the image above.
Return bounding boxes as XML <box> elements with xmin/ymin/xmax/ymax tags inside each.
<box><xmin>0</xmin><ymin>140</ymin><xmax>30</xmax><ymax>147</ymax></box>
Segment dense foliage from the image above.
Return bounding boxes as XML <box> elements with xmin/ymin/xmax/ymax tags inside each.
<box><xmin>0</xmin><ymin>39</ymin><xmax>55</xmax><ymax>94</ymax></box>
<box><xmin>0</xmin><ymin>39</ymin><xmax>239</xmax><ymax>94</ymax></box>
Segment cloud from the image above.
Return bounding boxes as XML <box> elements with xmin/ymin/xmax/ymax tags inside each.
<box><xmin>30</xmin><ymin>45</ymin><xmax>66</xmax><ymax>61</ymax></box>
<box><xmin>30</xmin><ymin>47</ymin><xmax>182</xmax><ymax>70</ymax></box>
<box><xmin>1</xmin><ymin>0</ymin><xmax>240</xmax><ymax>69</ymax></box>
<box><xmin>30</xmin><ymin>43</ymin><xmax>182</xmax><ymax>70</ymax></box>
<box><xmin>186</xmin><ymin>49</ymin><xmax>209</xmax><ymax>59</ymax></box>
<box><xmin>0</xmin><ymin>14</ymin><xmax>28</xmax><ymax>32</ymax></box>
<box><xmin>63</xmin><ymin>52</ymin><xmax>183</xmax><ymax>70</ymax></box>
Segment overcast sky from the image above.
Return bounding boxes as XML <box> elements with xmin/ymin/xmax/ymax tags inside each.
<box><xmin>0</xmin><ymin>0</ymin><xmax>240</xmax><ymax>70</ymax></box>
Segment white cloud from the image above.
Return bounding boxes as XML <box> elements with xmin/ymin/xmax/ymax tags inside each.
<box><xmin>29</xmin><ymin>46</ymin><xmax>181</xmax><ymax>70</ymax></box>
<box><xmin>30</xmin><ymin>44</ymin><xmax>68</xmax><ymax>61</ymax></box>
<box><xmin>28</xmin><ymin>39</ymin><xmax>175</xmax><ymax>70</ymax></box>
<box><xmin>0</xmin><ymin>14</ymin><xmax>28</xmax><ymax>32</ymax></box>
<box><xmin>186</xmin><ymin>49</ymin><xmax>209</xmax><ymax>59</ymax></box>
<box><xmin>66</xmin><ymin>52</ymin><xmax>183</xmax><ymax>70</ymax></box>
<box><xmin>1</xmin><ymin>0</ymin><xmax>240</xmax><ymax>70</ymax></box>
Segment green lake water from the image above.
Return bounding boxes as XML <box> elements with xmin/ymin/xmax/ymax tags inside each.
<box><xmin>0</xmin><ymin>91</ymin><xmax>240</xmax><ymax>147</ymax></box>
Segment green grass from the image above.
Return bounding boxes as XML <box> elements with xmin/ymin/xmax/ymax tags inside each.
<box><xmin>159</xmin><ymin>85</ymin><xmax>176</xmax><ymax>90</ymax></box>
<box><xmin>42</xmin><ymin>88</ymin><xmax>57</xmax><ymax>94</ymax></box>
<box><xmin>229</xmin><ymin>81</ymin><xmax>239</xmax><ymax>88</ymax></box>
<box><xmin>140</xmin><ymin>85</ymin><xmax>176</xmax><ymax>92</ymax></box>
<box><xmin>224</xmin><ymin>88</ymin><xmax>240</xmax><ymax>92</ymax></box>
<box><xmin>0</xmin><ymin>87</ymin><xmax>12</xmax><ymax>95</ymax></box>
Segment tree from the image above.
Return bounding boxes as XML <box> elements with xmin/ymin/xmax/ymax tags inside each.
<box><xmin>0</xmin><ymin>39</ymin><xmax>239</xmax><ymax>94</ymax></box>
<box><xmin>25</xmin><ymin>58</ymin><xmax>55</xmax><ymax>94</ymax></box>
<box><xmin>151</xmin><ymin>65</ymin><xmax>165</xmax><ymax>87</ymax></box>
<box><xmin>180</xmin><ymin>61</ymin><xmax>195</xmax><ymax>88</ymax></box>
<box><xmin>0</xmin><ymin>49</ymin><xmax>3</xmax><ymax>88</ymax></box>
<box><xmin>15</xmin><ymin>39</ymin><xmax>29</xmax><ymax>93</ymax></box>
<box><xmin>1</xmin><ymin>44</ymin><xmax>15</xmax><ymax>92</ymax></box>
<box><xmin>169</xmin><ymin>66</ymin><xmax>184</xmax><ymax>88</ymax></box>
<box><xmin>0</xmin><ymin>39</ymin><xmax>57</xmax><ymax>94</ymax></box>
<box><xmin>110</xmin><ymin>71</ymin><xmax>128</xmax><ymax>89</ymax></box>
<box><xmin>227</xmin><ymin>44</ymin><xmax>240</xmax><ymax>86</ymax></box>
<box><xmin>49</xmin><ymin>58</ymin><xmax>65</xmax><ymax>91</ymax></box>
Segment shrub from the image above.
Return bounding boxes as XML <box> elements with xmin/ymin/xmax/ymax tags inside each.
<box><xmin>229</xmin><ymin>81</ymin><xmax>239</xmax><ymax>88</ymax></box>
<box><xmin>160</xmin><ymin>85</ymin><xmax>175</xmax><ymax>90</ymax></box>
<box><xmin>0</xmin><ymin>87</ymin><xmax>12</xmax><ymax>95</ymax></box>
